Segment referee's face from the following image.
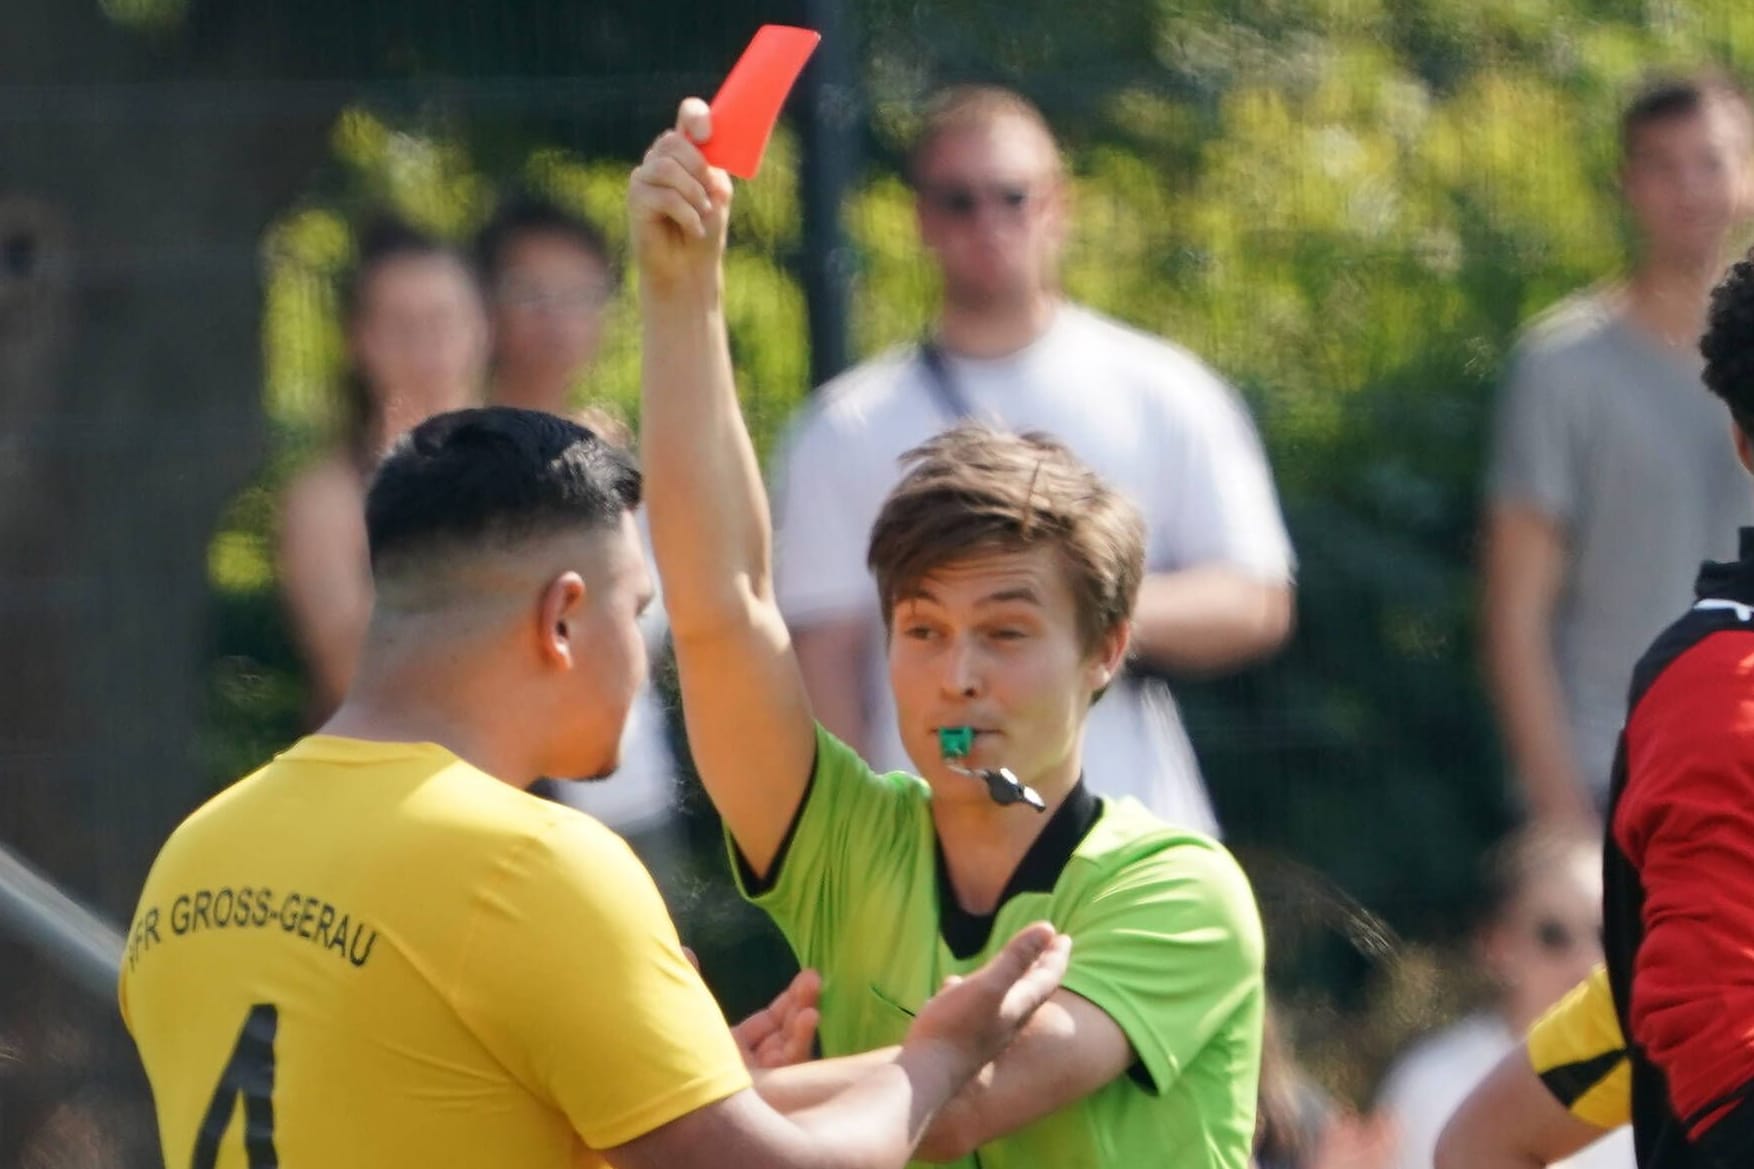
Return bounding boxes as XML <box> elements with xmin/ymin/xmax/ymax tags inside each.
<box><xmin>888</xmin><ymin>546</ymin><xmax>1122</xmax><ymax>806</ymax></box>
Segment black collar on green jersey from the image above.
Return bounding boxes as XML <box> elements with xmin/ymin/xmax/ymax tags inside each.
<box><xmin>936</xmin><ymin>780</ymin><xmax>1102</xmax><ymax>960</ymax></box>
<box><xmin>1694</xmin><ymin>526</ymin><xmax>1754</xmax><ymax>606</ymax></box>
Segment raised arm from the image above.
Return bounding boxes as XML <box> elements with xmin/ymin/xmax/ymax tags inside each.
<box><xmin>630</xmin><ymin>99</ymin><xmax>817</xmax><ymax>876</ymax></box>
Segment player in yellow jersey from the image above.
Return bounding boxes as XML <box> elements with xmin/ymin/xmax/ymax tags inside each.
<box><xmin>121</xmin><ymin>405</ymin><xmax>1072</xmax><ymax>1169</ymax></box>
<box><xmin>1438</xmin><ymin>965</ymin><xmax>1631</xmax><ymax>1169</ymax></box>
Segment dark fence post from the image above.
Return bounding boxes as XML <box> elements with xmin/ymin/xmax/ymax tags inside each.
<box><xmin>799</xmin><ymin>0</ymin><xmax>859</xmax><ymax>389</ymax></box>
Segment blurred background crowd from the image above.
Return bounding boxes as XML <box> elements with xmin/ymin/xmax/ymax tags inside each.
<box><xmin>4</xmin><ymin>0</ymin><xmax>1753</xmax><ymax>1164</ymax></box>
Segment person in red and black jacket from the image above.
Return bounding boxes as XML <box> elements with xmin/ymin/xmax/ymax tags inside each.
<box><xmin>1606</xmin><ymin>243</ymin><xmax>1754</xmax><ymax>1168</ymax></box>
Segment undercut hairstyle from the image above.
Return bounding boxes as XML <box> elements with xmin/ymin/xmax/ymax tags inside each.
<box><xmin>1620</xmin><ymin>70</ymin><xmax>1753</xmax><ymax>159</ymax></box>
<box><xmin>474</xmin><ymin>193</ymin><xmax>616</xmax><ymax>289</ymax></box>
<box><xmin>1703</xmin><ymin>248</ymin><xmax>1754</xmax><ymax>442</ymax></box>
<box><xmin>366</xmin><ymin>407</ymin><xmax>640</xmax><ymax>587</ymax></box>
<box><xmin>906</xmin><ymin>85</ymin><xmax>1064</xmax><ymax>187</ymax></box>
<box><xmin>867</xmin><ymin>424</ymin><xmax>1143</xmax><ymax>654</ymax></box>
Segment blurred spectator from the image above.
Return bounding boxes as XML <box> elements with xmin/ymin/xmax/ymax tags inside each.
<box><xmin>1376</xmin><ymin>827</ymin><xmax>1632</xmax><ymax>1169</ymax></box>
<box><xmin>278</xmin><ymin>216</ymin><xmax>487</xmax><ymax>721</ymax></box>
<box><xmin>477</xmin><ymin>193</ymin><xmax>616</xmax><ymax>414</ymax></box>
<box><xmin>770</xmin><ymin>85</ymin><xmax>1294</xmax><ymax>833</ymax></box>
<box><xmin>477</xmin><ymin>197</ymin><xmax>678</xmax><ymax>848</ymax></box>
<box><xmin>1483</xmin><ymin>72</ymin><xmax>1754</xmax><ymax>827</ymax></box>
<box><xmin>1257</xmin><ymin>1005</ymin><xmax>1395</xmax><ymax>1169</ymax></box>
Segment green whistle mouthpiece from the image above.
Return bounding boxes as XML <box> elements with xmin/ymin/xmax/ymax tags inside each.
<box><xmin>936</xmin><ymin>727</ymin><xmax>1046</xmax><ymax>813</ymax></box>
<box><xmin>938</xmin><ymin>726</ymin><xmax>975</xmax><ymax>759</ymax></box>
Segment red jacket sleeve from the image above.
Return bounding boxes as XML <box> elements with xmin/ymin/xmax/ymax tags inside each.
<box><xmin>1616</xmin><ymin>630</ymin><xmax>1754</xmax><ymax>1152</ymax></box>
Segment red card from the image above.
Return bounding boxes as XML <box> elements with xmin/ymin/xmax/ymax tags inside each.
<box><xmin>702</xmin><ymin>25</ymin><xmax>822</xmax><ymax>179</ymax></box>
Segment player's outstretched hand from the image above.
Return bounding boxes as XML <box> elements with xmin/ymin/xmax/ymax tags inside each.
<box><xmin>731</xmin><ymin>968</ymin><xmax>822</xmax><ymax>1070</ymax></box>
<box><xmin>629</xmin><ymin>98</ymin><xmax>732</xmax><ymax>293</ymax></box>
<box><xmin>905</xmin><ymin>922</ymin><xmax>1070</xmax><ymax>1076</ymax></box>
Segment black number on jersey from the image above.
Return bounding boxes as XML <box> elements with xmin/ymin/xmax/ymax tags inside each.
<box><xmin>192</xmin><ymin>1003</ymin><xmax>279</xmax><ymax>1169</ymax></box>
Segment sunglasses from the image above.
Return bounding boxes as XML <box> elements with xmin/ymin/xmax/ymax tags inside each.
<box><xmin>495</xmin><ymin>281</ymin><xmax>612</xmax><ymax>313</ymax></box>
<box><xmin>920</xmin><ymin>183</ymin><xmax>1034</xmax><ymax>220</ymax></box>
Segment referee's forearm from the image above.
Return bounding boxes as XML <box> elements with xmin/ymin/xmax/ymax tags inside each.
<box><xmin>753</xmin><ymin>1047</ymin><xmax>902</xmax><ymax>1115</ymax></box>
<box><xmin>640</xmin><ymin>284</ymin><xmax>776</xmax><ymax>638</ymax></box>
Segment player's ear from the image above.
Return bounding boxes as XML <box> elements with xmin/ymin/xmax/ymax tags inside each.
<box><xmin>537</xmin><ymin>572</ymin><xmax>588</xmax><ymax>669</ymax></box>
<box><xmin>1084</xmin><ymin>618</ymin><xmax>1130</xmax><ymax>694</ymax></box>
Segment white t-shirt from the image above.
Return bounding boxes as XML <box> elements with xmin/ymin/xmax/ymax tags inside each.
<box><xmin>1377</xmin><ymin>1012</ymin><xmax>1635</xmax><ymax>1169</ymax></box>
<box><xmin>771</xmin><ymin>303</ymin><xmax>1294</xmax><ymax>832</ymax></box>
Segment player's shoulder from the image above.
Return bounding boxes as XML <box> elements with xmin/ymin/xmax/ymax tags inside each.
<box><xmin>1527</xmin><ymin>967</ymin><xmax>1630</xmax><ymax>1124</ymax></box>
<box><xmin>1529</xmin><ymin>966</ymin><xmax>1622</xmax><ymax>1067</ymax></box>
<box><xmin>402</xmin><ymin>774</ymin><xmax>659</xmax><ymax>924</ymax></box>
<box><xmin>153</xmin><ymin>756</ymin><xmax>283</xmax><ymax>852</ymax></box>
<box><xmin>161</xmin><ymin>744</ymin><xmax>635</xmax><ymax>881</ymax></box>
<box><xmin>405</xmin><ymin>768</ymin><xmax>646</xmax><ymax>890</ymax></box>
<box><xmin>1631</xmin><ymin>604</ymin><xmax>1754</xmax><ymax>716</ymax></box>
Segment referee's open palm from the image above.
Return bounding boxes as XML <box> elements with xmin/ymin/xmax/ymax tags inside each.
<box><xmin>906</xmin><ymin>922</ymin><xmax>1071</xmax><ymax>1076</ymax></box>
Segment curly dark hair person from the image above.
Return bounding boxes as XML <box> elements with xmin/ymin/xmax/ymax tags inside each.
<box><xmin>1703</xmin><ymin>249</ymin><xmax>1754</xmax><ymax>437</ymax></box>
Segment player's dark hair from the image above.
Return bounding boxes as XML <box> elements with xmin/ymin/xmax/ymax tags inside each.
<box><xmin>474</xmin><ymin>193</ymin><xmax>615</xmax><ymax>288</ymax></box>
<box><xmin>1703</xmin><ymin>249</ymin><xmax>1754</xmax><ymax>443</ymax></box>
<box><xmin>366</xmin><ymin>407</ymin><xmax>640</xmax><ymax>579</ymax></box>
<box><xmin>1620</xmin><ymin>70</ymin><xmax>1752</xmax><ymax>159</ymax></box>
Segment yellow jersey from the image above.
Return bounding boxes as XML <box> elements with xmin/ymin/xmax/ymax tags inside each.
<box><xmin>1526</xmin><ymin>964</ymin><xmax>1631</xmax><ymax>1131</ymax></box>
<box><xmin>120</xmin><ymin>735</ymin><xmax>749</xmax><ymax>1169</ymax></box>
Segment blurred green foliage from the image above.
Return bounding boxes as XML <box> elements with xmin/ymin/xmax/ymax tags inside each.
<box><xmin>199</xmin><ymin>0</ymin><xmax>1754</xmax><ymax>1038</ymax></box>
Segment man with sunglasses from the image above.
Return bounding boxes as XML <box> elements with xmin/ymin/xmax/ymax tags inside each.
<box><xmin>770</xmin><ymin>85</ymin><xmax>1294</xmax><ymax>833</ymax></box>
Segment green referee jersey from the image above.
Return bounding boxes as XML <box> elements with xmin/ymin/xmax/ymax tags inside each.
<box><xmin>730</xmin><ymin>727</ymin><xmax>1265</xmax><ymax>1169</ymax></box>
